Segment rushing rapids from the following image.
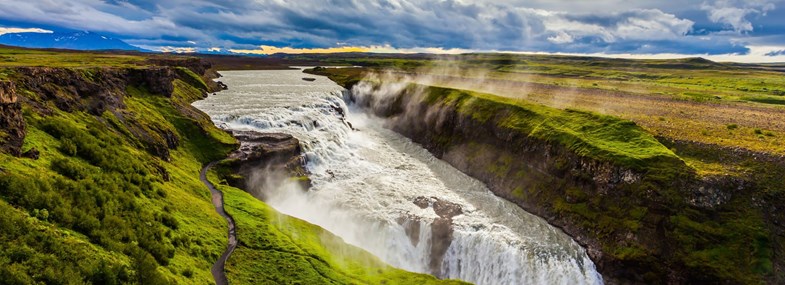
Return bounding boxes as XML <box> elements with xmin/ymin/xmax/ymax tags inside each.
<box><xmin>193</xmin><ymin>70</ymin><xmax>603</xmax><ymax>285</ymax></box>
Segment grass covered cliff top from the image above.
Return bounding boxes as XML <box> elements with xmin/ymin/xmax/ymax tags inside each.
<box><xmin>420</xmin><ymin>85</ymin><xmax>683</xmax><ymax>171</ymax></box>
<box><xmin>0</xmin><ymin>47</ymin><xmax>463</xmax><ymax>284</ymax></box>
<box><xmin>305</xmin><ymin>55</ymin><xmax>785</xmax><ymax>180</ymax></box>
<box><xmin>303</xmin><ymin>53</ymin><xmax>785</xmax><ymax>157</ymax></box>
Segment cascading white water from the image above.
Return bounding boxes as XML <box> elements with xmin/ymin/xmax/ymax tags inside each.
<box><xmin>193</xmin><ymin>70</ymin><xmax>603</xmax><ymax>285</ymax></box>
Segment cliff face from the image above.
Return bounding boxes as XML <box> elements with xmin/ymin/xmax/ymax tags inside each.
<box><xmin>0</xmin><ymin>81</ymin><xmax>24</xmax><ymax>156</ymax></box>
<box><xmin>219</xmin><ymin>131</ymin><xmax>310</xmax><ymax>192</ymax></box>
<box><xmin>341</xmin><ymin>80</ymin><xmax>783</xmax><ymax>284</ymax></box>
<box><xmin>2</xmin><ymin>63</ymin><xmax>218</xmax><ymax>161</ymax></box>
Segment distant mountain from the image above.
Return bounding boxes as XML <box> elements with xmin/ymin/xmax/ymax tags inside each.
<box><xmin>0</xmin><ymin>31</ymin><xmax>144</xmax><ymax>51</ymax></box>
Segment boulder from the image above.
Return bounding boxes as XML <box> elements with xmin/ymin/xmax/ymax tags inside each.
<box><xmin>224</xmin><ymin>131</ymin><xmax>310</xmax><ymax>190</ymax></box>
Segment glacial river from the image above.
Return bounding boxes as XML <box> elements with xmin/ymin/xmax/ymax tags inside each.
<box><xmin>192</xmin><ymin>69</ymin><xmax>603</xmax><ymax>285</ymax></box>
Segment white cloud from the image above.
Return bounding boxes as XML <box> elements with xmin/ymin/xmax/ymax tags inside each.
<box><xmin>0</xmin><ymin>0</ymin><xmax>775</xmax><ymax>57</ymax></box>
<box><xmin>701</xmin><ymin>0</ymin><xmax>776</xmax><ymax>33</ymax></box>
<box><xmin>548</xmin><ymin>31</ymin><xmax>574</xmax><ymax>44</ymax></box>
<box><xmin>0</xmin><ymin>27</ymin><xmax>53</xmax><ymax>35</ymax></box>
<box><xmin>158</xmin><ymin>46</ymin><xmax>196</xmax><ymax>53</ymax></box>
<box><xmin>540</xmin><ymin>9</ymin><xmax>693</xmax><ymax>45</ymax></box>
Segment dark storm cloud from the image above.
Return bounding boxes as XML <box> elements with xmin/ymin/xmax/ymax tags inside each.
<box><xmin>0</xmin><ymin>0</ymin><xmax>782</xmax><ymax>55</ymax></box>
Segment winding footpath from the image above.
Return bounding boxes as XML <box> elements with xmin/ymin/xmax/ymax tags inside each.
<box><xmin>200</xmin><ymin>162</ymin><xmax>237</xmax><ymax>285</ymax></box>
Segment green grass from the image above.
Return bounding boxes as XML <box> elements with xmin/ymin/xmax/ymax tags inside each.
<box><xmin>210</xmin><ymin>172</ymin><xmax>468</xmax><ymax>285</ymax></box>
<box><xmin>305</xmin><ymin>54</ymin><xmax>785</xmax><ymax>157</ymax></box>
<box><xmin>0</xmin><ymin>48</ymin><xmax>467</xmax><ymax>284</ymax></box>
<box><xmin>421</xmin><ymin>85</ymin><xmax>683</xmax><ymax>171</ymax></box>
<box><xmin>743</xmin><ymin>96</ymin><xmax>785</xmax><ymax>106</ymax></box>
<box><xmin>0</xmin><ymin>47</ymin><xmax>146</xmax><ymax>68</ymax></box>
<box><xmin>0</xmin><ymin>66</ymin><xmax>236</xmax><ymax>284</ymax></box>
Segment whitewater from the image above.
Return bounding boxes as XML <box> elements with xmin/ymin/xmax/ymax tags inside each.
<box><xmin>192</xmin><ymin>69</ymin><xmax>603</xmax><ymax>285</ymax></box>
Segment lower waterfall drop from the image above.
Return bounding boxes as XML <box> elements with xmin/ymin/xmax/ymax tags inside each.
<box><xmin>193</xmin><ymin>69</ymin><xmax>603</xmax><ymax>285</ymax></box>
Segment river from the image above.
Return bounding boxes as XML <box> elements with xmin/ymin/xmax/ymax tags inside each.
<box><xmin>192</xmin><ymin>69</ymin><xmax>603</xmax><ymax>285</ymax></box>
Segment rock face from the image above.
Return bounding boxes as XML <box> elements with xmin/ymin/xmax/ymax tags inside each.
<box><xmin>398</xmin><ymin>196</ymin><xmax>464</xmax><ymax>277</ymax></box>
<box><xmin>128</xmin><ymin>67</ymin><xmax>175</xmax><ymax>97</ymax></box>
<box><xmin>0</xmin><ymin>81</ymin><xmax>25</xmax><ymax>156</ymax></box>
<box><xmin>223</xmin><ymin>131</ymin><xmax>310</xmax><ymax>191</ymax></box>
<box><xmin>5</xmin><ymin>62</ymin><xmax>219</xmax><ymax>161</ymax></box>
<box><xmin>344</xmin><ymin>82</ymin><xmax>784</xmax><ymax>284</ymax></box>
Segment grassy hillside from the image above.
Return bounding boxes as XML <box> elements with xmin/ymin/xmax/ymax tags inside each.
<box><xmin>0</xmin><ymin>48</ymin><xmax>465</xmax><ymax>284</ymax></box>
<box><xmin>0</xmin><ymin>72</ymin><xmax>236</xmax><ymax>284</ymax></box>
<box><xmin>206</xmin><ymin>172</ymin><xmax>467</xmax><ymax>285</ymax></box>
<box><xmin>420</xmin><ymin>85</ymin><xmax>682</xmax><ymax>171</ymax></box>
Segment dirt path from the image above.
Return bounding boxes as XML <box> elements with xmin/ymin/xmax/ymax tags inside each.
<box><xmin>200</xmin><ymin>162</ymin><xmax>237</xmax><ymax>285</ymax></box>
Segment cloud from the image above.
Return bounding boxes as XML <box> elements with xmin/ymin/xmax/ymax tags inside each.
<box><xmin>230</xmin><ymin>45</ymin><xmax>371</xmax><ymax>54</ymax></box>
<box><xmin>0</xmin><ymin>27</ymin><xmax>52</xmax><ymax>35</ymax></box>
<box><xmin>159</xmin><ymin>46</ymin><xmax>196</xmax><ymax>53</ymax></box>
<box><xmin>0</xmin><ymin>0</ymin><xmax>780</xmax><ymax>56</ymax></box>
<box><xmin>765</xmin><ymin>49</ymin><xmax>785</xmax><ymax>56</ymax></box>
<box><xmin>551</xmin><ymin>9</ymin><xmax>694</xmax><ymax>43</ymax></box>
<box><xmin>701</xmin><ymin>0</ymin><xmax>776</xmax><ymax>33</ymax></box>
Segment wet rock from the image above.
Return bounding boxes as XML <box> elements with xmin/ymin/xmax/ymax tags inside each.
<box><xmin>396</xmin><ymin>214</ymin><xmax>422</xmax><ymax>247</ymax></box>
<box><xmin>432</xmin><ymin>198</ymin><xmax>463</xmax><ymax>219</ymax></box>
<box><xmin>216</xmin><ymin>81</ymin><xmax>228</xmax><ymax>90</ymax></box>
<box><xmin>410</xmin><ymin>196</ymin><xmax>463</xmax><ymax>277</ymax></box>
<box><xmin>429</xmin><ymin>218</ymin><xmax>453</xmax><ymax>276</ymax></box>
<box><xmin>225</xmin><ymin>131</ymin><xmax>310</xmax><ymax>190</ymax></box>
<box><xmin>413</xmin><ymin>196</ymin><xmax>430</xmax><ymax>209</ymax></box>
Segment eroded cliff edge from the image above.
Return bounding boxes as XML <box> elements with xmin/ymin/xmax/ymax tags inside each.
<box><xmin>310</xmin><ymin>68</ymin><xmax>785</xmax><ymax>285</ymax></box>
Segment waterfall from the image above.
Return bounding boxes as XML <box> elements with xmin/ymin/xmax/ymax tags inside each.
<box><xmin>193</xmin><ymin>70</ymin><xmax>603</xmax><ymax>285</ymax></box>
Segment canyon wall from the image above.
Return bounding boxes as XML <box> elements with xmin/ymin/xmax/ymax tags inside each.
<box><xmin>339</xmin><ymin>79</ymin><xmax>783</xmax><ymax>284</ymax></box>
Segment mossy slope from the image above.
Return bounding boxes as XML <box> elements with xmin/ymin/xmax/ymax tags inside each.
<box><xmin>208</xmin><ymin>172</ymin><xmax>468</xmax><ymax>285</ymax></box>
<box><xmin>0</xmin><ymin>75</ymin><xmax>234</xmax><ymax>283</ymax></box>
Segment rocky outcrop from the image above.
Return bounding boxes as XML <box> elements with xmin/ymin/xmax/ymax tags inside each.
<box><xmin>0</xmin><ymin>81</ymin><xmax>25</xmax><ymax>156</ymax></box>
<box><xmin>7</xmin><ymin>60</ymin><xmax>219</xmax><ymax>161</ymax></box>
<box><xmin>397</xmin><ymin>196</ymin><xmax>464</xmax><ymax>277</ymax></box>
<box><xmin>128</xmin><ymin>67</ymin><xmax>175</xmax><ymax>97</ymax></box>
<box><xmin>146</xmin><ymin>57</ymin><xmax>210</xmax><ymax>77</ymax></box>
<box><xmin>222</xmin><ymin>131</ymin><xmax>310</xmax><ymax>191</ymax></box>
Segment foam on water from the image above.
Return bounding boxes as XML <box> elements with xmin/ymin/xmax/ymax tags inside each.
<box><xmin>193</xmin><ymin>70</ymin><xmax>603</xmax><ymax>285</ymax></box>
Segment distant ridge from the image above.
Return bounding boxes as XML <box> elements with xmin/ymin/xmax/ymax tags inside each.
<box><xmin>0</xmin><ymin>31</ymin><xmax>145</xmax><ymax>51</ymax></box>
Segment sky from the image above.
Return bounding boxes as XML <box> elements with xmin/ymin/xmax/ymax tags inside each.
<box><xmin>0</xmin><ymin>0</ymin><xmax>784</xmax><ymax>62</ymax></box>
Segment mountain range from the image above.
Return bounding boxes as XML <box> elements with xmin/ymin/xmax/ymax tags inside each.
<box><xmin>0</xmin><ymin>31</ymin><xmax>144</xmax><ymax>51</ymax></box>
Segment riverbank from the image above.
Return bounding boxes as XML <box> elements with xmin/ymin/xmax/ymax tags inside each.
<box><xmin>307</xmin><ymin>65</ymin><xmax>784</xmax><ymax>284</ymax></box>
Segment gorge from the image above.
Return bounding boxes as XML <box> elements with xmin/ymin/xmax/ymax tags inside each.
<box><xmin>193</xmin><ymin>69</ymin><xmax>604</xmax><ymax>285</ymax></box>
